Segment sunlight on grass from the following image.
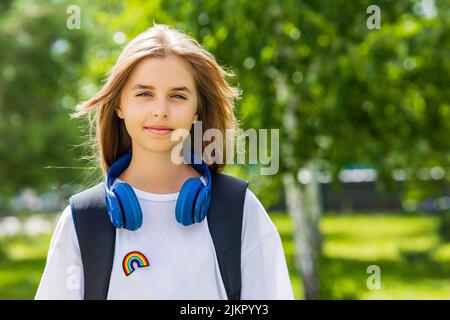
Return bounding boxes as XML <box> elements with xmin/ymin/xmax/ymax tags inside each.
<box><xmin>0</xmin><ymin>222</ymin><xmax>52</xmax><ymax>299</ymax></box>
<box><xmin>270</xmin><ymin>211</ymin><xmax>450</xmax><ymax>300</ymax></box>
<box><xmin>6</xmin><ymin>234</ymin><xmax>52</xmax><ymax>261</ymax></box>
<box><xmin>360</xmin><ymin>279</ymin><xmax>450</xmax><ymax>299</ymax></box>
<box><xmin>432</xmin><ymin>243</ymin><xmax>450</xmax><ymax>262</ymax></box>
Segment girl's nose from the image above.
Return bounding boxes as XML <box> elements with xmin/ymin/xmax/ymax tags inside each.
<box><xmin>151</xmin><ymin>100</ymin><xmax>169</xmax><ymax>118</ymax></box>
<box><xmin>152</xmin><ymin>110</ymin><xmax>168</xmax><ymax>118</ymax></box>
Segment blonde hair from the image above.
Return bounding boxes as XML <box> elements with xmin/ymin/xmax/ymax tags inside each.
<box><xmin>71</xmin><ymin>23</ymin><xmax>242</xmax><ymax>181</ymax></box>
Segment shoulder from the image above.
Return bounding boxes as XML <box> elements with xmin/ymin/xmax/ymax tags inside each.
<box><xmin>211</xmin><ymin>172</ymin><xmax>277</xmax><ymax>241</ymax></box>
<box><xmin>241</xmin><ymin>188</ymin><xmax>279</xmax><ymax>254</ymax></box>
<box><xmin>54</xmin><ymin>205</ymin><xmax>75</xmax><ymax>235</ymax></box>
<box><xmin>68</xmin><ymin>182</ymin><xmax>108</xmax><ymax>224</ymax></box>
<box><xmin>209</xmin><ymin>172</ymin><xmax>248</xmax><ymax>214</ymax></box>
<box><xmin>211</xmin><ymin>172</ymin><xmax>248</xmax><ymax>190</ymax></box>
<box><xmin>48</xmin><ymin>204</ymin><xmax>79</xmax><ymax>253</ymax></box>
<box><xmin>69</xmin><ymin>182</ymin><xmax>105</xmax><ymax>203</ymax></box>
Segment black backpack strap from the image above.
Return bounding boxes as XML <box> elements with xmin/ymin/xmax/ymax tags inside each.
<box><xmin>69</xmin><ymin>173</ymin><xmax>248</xmax><ymax>300</ymax></box>
<box><xmin>207</xmin><ymin>172</ymin><xmax>248</xmax><ymax>300</ymax></box>
<box><xmin>69</xmin><ymin>182</ymin><xmax>115</xmax><ymax>300</ymax></box>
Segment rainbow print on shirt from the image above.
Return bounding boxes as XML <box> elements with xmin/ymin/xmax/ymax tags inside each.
<box><xmin>122</xmin><ymin>251</ymin><xmax>150</xmax><ymax>276</ymax></box>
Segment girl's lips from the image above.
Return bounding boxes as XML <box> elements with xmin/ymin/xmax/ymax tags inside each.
<box><xmin>144</xmin><ymin>127</ymin><xmax>174</xmax><ymax>136</ymax></box>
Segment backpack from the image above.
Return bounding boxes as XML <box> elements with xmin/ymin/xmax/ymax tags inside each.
<box><xmin>68</xmin><ymin>172</ymin><xmax>248</xmax><ymax>300</ymax></box>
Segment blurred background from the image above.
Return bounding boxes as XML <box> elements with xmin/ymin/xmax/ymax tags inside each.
<box><xmin>0</xmin><ymin>0</ymin><xmax>449</xmax><ymax>299</ymax></box>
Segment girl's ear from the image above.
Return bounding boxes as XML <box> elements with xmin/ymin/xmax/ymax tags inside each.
<box><xmin>116</xmin><ymin>106</ymin><xmax>124</xmax><ymax>119</ymax></box>
<box><xmin>193</xmin><ymin>113</ymin><xmax>198</xmax><ymax>123</ymax></box>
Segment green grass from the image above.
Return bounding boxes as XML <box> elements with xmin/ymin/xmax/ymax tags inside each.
<box><xmin>0</xmin><ymin>212</ymin><xmax>449</xmax><ymax>299</ymax></box>
<box><xmin>0</xmin><ymin>233</ymin><xmax>51</xmax><ymax>299</ymax></box>
<box><xmin>271</xmin><ymin>212</ymin><xmax>450</xmax><ymax>299</ymax></box>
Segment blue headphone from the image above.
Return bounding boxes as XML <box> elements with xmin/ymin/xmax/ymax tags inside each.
<box><xmin>105</xmin><ymin>148</ymin><xmax>212</xmax><ymax>231</ymax></box>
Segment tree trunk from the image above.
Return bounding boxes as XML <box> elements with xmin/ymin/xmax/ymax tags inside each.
<box><xmin>283</xmin><ymin>169</ymin><xmax>321</xmax><ymax>299</ymax></box>
<box><xmin>304</xmin><ymin>160</ymin><xmax>323</xmax><ymax>256</ymax></box>
<box><xmin>276</xmin><ymin>71</ymin><xmax>323</xmax><ymax>299</ymax></box>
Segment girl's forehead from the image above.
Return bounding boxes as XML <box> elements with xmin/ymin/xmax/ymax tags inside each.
<box><xmin>126</xmin><ymin>55</ymin><xmax>196</xmax><ymax>90</ymax></box>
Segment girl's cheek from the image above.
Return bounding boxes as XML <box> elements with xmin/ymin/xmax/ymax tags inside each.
<box><xmin>126</xmin><ymin>106</ymin><xmax>147</xmax><ymax>122</ymax></box>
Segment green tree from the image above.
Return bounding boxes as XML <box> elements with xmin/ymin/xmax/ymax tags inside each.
<box><xmin>0</xmin><ymin>0</ymin><xmax>88</xmax><ymax>199</ymax></box>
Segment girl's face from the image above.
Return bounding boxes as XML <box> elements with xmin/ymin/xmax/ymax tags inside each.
<box><xmin>116</xmin><ymin>54</ymin><xmax>198</xmax><ymax>154</ymax></box>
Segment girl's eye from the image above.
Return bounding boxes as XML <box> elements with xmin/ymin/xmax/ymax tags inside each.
<box><xmin>172</xmin><ymin>94</ymin><xmax>187</xmax><ymax>100</ymax></box>
<box><xmin>136</xmin><ymin>92</ymin><xmax>152</xmax><ymax>97</ymax></box>
<box><xmin>136</xmin><ymin>92</ymin><xmax>186</xmax><ymax>100</ymax></box>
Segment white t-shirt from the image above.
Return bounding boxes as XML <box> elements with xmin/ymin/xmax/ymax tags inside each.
<box><xmin>35</xmin><ymin>178</ymin><xmax>294</xmax><ymax>300</ymax></box>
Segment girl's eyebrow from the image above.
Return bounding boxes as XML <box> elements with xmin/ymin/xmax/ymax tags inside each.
<box><xmin>131</xmin><ymin>84</ymin><xmax>191</xmax><ymax>94</ymax></box>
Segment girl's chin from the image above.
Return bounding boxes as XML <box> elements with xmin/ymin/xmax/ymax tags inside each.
<box><xmin>140</xmin><ymin>143</ymin><xmax>177</xmax><ymax>155</ymax></box>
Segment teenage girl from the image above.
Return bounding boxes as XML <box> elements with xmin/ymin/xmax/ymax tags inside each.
<box><xmin>35</xmin><ymin>24</ymin><xmax>294</xmax><ymax>300</ymax></box>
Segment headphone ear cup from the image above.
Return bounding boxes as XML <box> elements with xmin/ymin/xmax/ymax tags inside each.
<box><xmin>194</xmin><ymin>188</ymin><xmax>211</xmax><ymax>223</ymax></box>
<box><xmin>106</xmin><ymin>190</ymin><xmax>124</xmax><ymax>228</ymax></box>
<box><xmin>175</xmin><ymin>177</ymin><xmax>203</xmax><ymax>226</ymax></box>
<box><xmin>112</xmin><ymin>183</ymin><xmax>142</xmax><ymax>231</ymax></box>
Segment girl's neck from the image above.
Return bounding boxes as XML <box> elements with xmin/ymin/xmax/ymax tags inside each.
<box><xmin>117</xmin><ymin>148</ymin><xmax>201</xmax><ymax>194</ymax></box>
